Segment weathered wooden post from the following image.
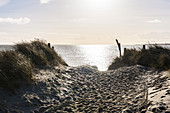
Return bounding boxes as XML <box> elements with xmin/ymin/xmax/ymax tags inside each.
<box><xmin>48</xmin><ymin>43</ymin><xmax>51</xmax><ymax>48</ymax></box>
<box><xmin>116</xmin><ymin>39</ymin><xmax>121</xmax><ymax>57</ymax></box>
<box><xmin>143</xmin><ymin>45</ymin><xmax>146</xmax><ymax>50</ymax></box>
<box><xmin>124</xmin><ymin>48</ymin><xmax>127</xmax><ymax>55</ymax></box>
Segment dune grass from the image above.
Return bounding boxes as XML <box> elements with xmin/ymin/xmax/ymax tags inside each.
<box><xmin>15</xmin><ymin>39</ymin><xmax>68</xmax><ymax>67</ymax></box>
<box><xmin>108</xmin><ymin>45</ymin><xmax>170</xmax><ymax>70</ymax></box>
<box><xmin>0</xmin><ymin>39</ymin><xmax>68</xmax><ymax>92</ymax></box>
<box><xmin>0</xmin><ymin>51</ymin><xmax>33</xmax><ymax>92</ymax></box>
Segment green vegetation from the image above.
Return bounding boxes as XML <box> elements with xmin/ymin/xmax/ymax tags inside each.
<box><xmin>108</xmin><ymin>45</ymin><xmax>170</xmax><ymax>70</ymax></box>
<box><xmin>0</xmin><ymin>39</ymin><xmax>68</xmax><ymax>92</ymax></box>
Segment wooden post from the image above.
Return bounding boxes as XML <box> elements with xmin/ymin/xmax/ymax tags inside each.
<box><xmin>124</xmin><ymin>48</ymin><xmax>127</xmax><ymax>55</ymax></box>
<box><xmin>48</xmin><ymin>43</ymin><xmax>51</xmax><ymax>48</ymax></box>
<box><xmin>52</xmin><ymin>46</ymin><xmax>54</xmax><ymax>50</ymax></box>
<box><xmin>116</xmin><ymin>39</ymin><xmax>121</xmax><ymax>57</ymax></box>
<box><xmin>143</xmin><ymin>45</ymin><xmax>146</xmax><ymax>50</ymax></box>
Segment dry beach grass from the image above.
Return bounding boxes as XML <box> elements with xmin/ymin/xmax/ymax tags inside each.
<box><xmin>0</xmin><ymin>40</ymin><xmax>67</xmax><ymax>92</ymax></box>
<box><xmin>0</xmin><ymin>51</ymin><xmax>33</xmax><ymax>92</ymax></box>
<box><xmin>16</xmin><ymin>39</ymin><xmax>68</xmax><ymax>67</ymax></box>
<box><xmin>109</xmin><ymin>45</ymin><xmax>170</xmax><ymax>70</ymax></box>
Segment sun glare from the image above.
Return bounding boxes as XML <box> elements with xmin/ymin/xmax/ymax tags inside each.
<box><xmin>80</xmin><ymin>0</ymin><xmax>123</xmax><ymax>11</ymax></box>
<box><xmin>80</xmin><ymin>45</ymin><xmax>114</xmax><ymax>71</ymax></box>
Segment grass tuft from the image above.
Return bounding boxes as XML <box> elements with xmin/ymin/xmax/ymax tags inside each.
<box><xmin>0</xmin><ymin>51</ymin><xmax>33</xmax><ymax>92</ymax></box>
<box><xmin>15</xmin><ymin>39</ymin><xmax>68</xmax><ymax>67</ymax></box>
<box><xmin>0</xmin><ymin>39</ymin><xmax>68</xmax><ymax>92</ymax></box>
<box><xmin>109</xmin><ymin>45</ymin><xmax>170</xmax><ymax>70</ymax></box>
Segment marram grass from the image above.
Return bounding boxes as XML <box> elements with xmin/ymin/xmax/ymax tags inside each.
<box><xmin>0</xmin><ymin>39</ymin><xmax>68</xmax><ymax>92</ymax></box>
<box><xmin>109</xmin><ymin>45</ymin><xmax>170</xmax><ymax>70</ymax></box>
<box><xmin>16</xmin><ymin>39</ymin><xmax>68</xmax><ymax>67</ymax></box>
<box><xmin>0</xmin><ymin>51</ymin><xmax>33</xmax><ymax>92</ymax></box>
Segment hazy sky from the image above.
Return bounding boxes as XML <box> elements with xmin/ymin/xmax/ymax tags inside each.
<box><xmin>0</xmin><ymin>0</ymin><xmax>170</xmax><ymax>44</ymax></box>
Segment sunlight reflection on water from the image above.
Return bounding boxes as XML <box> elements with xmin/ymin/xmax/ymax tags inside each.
<box><xmin>54</xmin><ymin>45</ymin><xmax>118</xmax><ymax>71</ymax></box>
<box><xmin>79</xmin><ymin>45</ymin><xmax>116</xmax><ymax>71</ymax></box>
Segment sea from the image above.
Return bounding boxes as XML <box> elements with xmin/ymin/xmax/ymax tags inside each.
<box><xmin>1</xmin><ymin>44</ymin><xmax>170</xmax><ymax>71</ymax></box>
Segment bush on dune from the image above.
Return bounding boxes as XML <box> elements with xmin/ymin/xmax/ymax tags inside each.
<box><xmin>0</xmin><ymin>51</ymin><xmax>33</xmax><ymax>92</ymax></box>
<box><xmin>109</xmin><ymin>45</ymin><xmax>170</xmax><ymax>70</ymax></box>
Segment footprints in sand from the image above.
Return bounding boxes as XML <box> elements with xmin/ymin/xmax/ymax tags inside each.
<box><xmin>0</xmin><ymin>65</ymin><xmax>169</xmax><ymax>112</ymax></box>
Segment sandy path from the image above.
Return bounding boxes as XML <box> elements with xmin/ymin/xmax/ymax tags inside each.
<box><xmin>0</xmin><ymin>65</ymin><xmax>169</xmax><ymax>113</ymax></box>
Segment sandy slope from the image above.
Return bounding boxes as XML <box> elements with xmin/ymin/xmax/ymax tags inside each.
<box><xmin>0</xmin><ymin>65</ymin><xmax>169</xmax><ymax>113</ymax></box>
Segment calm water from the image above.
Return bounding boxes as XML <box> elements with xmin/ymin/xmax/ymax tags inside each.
<box><xmin>0</xmin><ymin>45</ymin><xmax>14</xmax><ymax>51</ymax></box>
<box><xmin>1</xmin><ymin>44</ymin><xmax>169</xmax><ymax>71</ymax></box>
<box><xmin>54</xmin><ymin>45</ymin><xmax>118</xmax><ymax>71</ymax></box>
<box><xmin>54</xmin><ymin>45</ymin><xmax>144</xmax><ymax>71</ymax></box>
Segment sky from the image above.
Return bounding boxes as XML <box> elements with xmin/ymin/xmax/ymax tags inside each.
<box><xmin>0</xmin><ymin>0</ymin><xmax>170</xmax><ymax>45</ymax></box>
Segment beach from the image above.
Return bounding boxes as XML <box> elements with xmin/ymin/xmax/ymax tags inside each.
<box><xmin>0</xmin><ymin>65</ymin><xmax>169</xmax><ymax>113</ymax></box>
<box><xmin>1</xmin><ymin>0</ymin><xmax>170</xmax><ymax>112</ymax></box>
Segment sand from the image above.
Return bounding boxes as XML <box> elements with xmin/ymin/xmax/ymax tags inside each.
<box><xmin>0</xmin><ymin>65</ymin><xmax>169</xmax><ymax>113</ymax></box>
